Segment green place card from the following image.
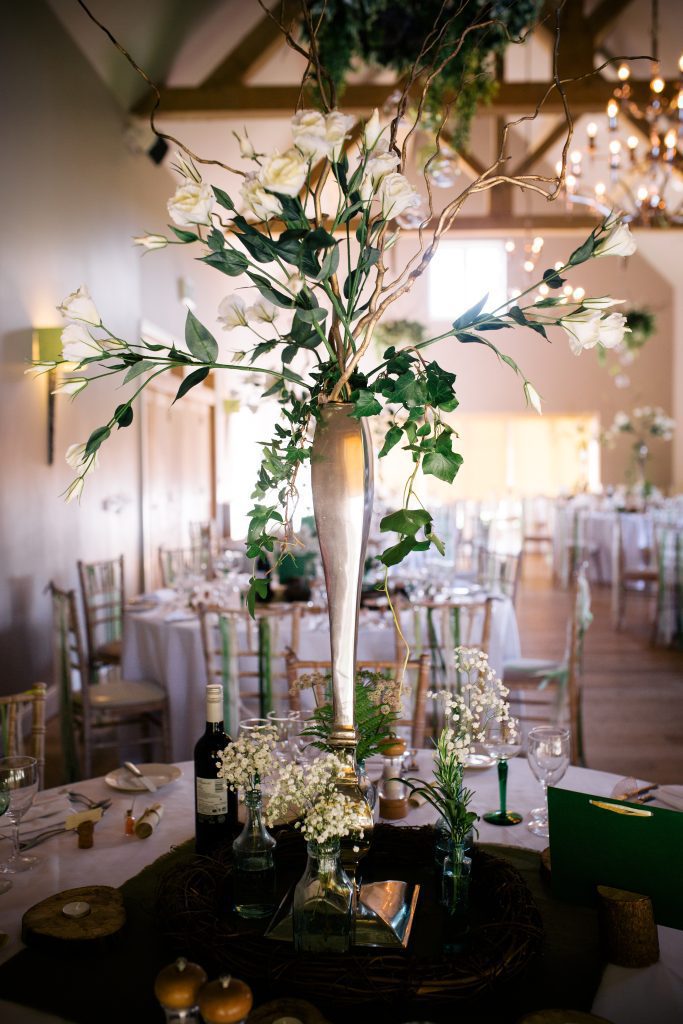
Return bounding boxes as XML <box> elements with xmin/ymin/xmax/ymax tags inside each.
<box><xmin>548</xmin><ymin>786</ymin><xmax>683</xmax><ymax>929</ymax></box>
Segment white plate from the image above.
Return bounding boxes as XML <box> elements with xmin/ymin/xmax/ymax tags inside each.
<box><xmin>463</xmin><ymin>753</ymin><xmax>496</xmax><ymax>770</ymax></box>
<box><xmin>104</xmin><ymin>763</ymin><xmax>182</xmax><ymax>792</ymax></box>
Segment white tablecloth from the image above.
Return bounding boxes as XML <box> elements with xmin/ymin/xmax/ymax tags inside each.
<box><xmin>122</xmin><ymin>599</ymin><xmax>520</xmax><ymax>760</ymax></box>
<box><xmin>1</xmin><ymin>756</ymin><xmax>680</xmax><ymax>1024</ymax></box>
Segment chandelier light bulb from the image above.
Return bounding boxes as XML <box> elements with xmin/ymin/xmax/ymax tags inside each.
<box><xmin>627</xmin><ymin>135</ymin><xmax>638</xmax><ymax>150</ymax></box>
<box><xmin>607</xmin><ymin>99</ymin><xmax>619</xmax><ymax>119</ymax></box>
<box><xmin>594</xmin><ymin>181</ymin><xmax>607</xmax><ymax>197</ymax></box>
<box><xmin>651</xmin><ymin>74</ymin><xmax>665</xmax><ymax>95</ymax></box>
<box><xmin>637</xmin><ymin>185</ymin><xmax>648</xmax><ymax>202</ymax></box>
<box><xmin>587</xmin><ymin>121</ymin><xmax>598</xmax><ymax>140</ymax></box>
<box><xmin>617</xmin><ymin>63</ymin><xmax>630</xmax><ymax>81</ymax></box>
<box><xmin>677</xmin><ymin>89</ymin><xmax>683</xmax><ymax>109</ymax></box>
<box><xmin>563</xmin><ymin>284</ymin><xmax>573</xmax><ymax>297</ymax></box>
<box><xmin>531</xmin><ymin>236</ymin><xmax>544</xmax><ymax>253</ymax></box>
<box><xmin>572</xmin><ymin>287</ymin><xmax>586</xmax><ymax>302</ymax></box>
<box><xmin>555</xmin><ymin>160</ymin><xmax>564</xmax><ymax>175</ymax></box>
<box><xmin>678</xmin><ymin>54</ymin><xmax>683</xmax><ymax>74</ymax></box>
<box><xmin>566</xmin><ymin>173</ymin><xmax>577</xmax><ymax>190</ymax></box>
<box><xmin>664</xmin><ymin>128</ymin><xmax>677</xmax><ymax>150</ymax></box>
<box><xmin>523</xmin><ymin>259</ymin><xmax>535</xmax><ymax>273</ymax></box>
<box><xmin>539</xmin><ymin>283</ymin><xmax>550</xmax><ymax>296</ymax></box>
<box><xmin>609</xmin><ymin>139</ymin><xmax>622</xmax><ymax>155</ymax></box>
<box><xmin>504</xmin><ymin>240</ymin><xmax>516</xmax><ymax>253</ymax></box>
<box><xmin>554</xmin><ymin>261</ymin><xmax>564</xmax><ymax>271</ymax></box>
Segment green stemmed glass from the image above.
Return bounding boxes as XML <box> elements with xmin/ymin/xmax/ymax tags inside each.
<box><xmin>482</xmin><ymin>719</ymin><xmax>523</xmax><ymax>826</ymax></box>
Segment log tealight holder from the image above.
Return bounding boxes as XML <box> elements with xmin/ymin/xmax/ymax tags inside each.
<box><xmin>597</xmin><ymin>884</ymin><xmax>660</xmax><ymax>967</ymax></box>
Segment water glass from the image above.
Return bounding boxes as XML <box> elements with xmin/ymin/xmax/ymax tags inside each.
<box><xmin>526</xmin><ymin>726</ymin><xmax>570</xmax><ymax>837</ymax></box>
<box><xmin>0</xmin><ymin>756</ymin><xmax>39</xmax><ymax>876</ymax></box>
<box><xmin>482</xmin><ymin>718</ymin><xmax>523</xmax><ymax>826</ymax></box>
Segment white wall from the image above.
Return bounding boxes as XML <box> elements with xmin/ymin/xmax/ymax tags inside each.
<box><xmin>0</xmin><ymin>1</ymin><xmax>180</xmax><ymax>692</ymax></box>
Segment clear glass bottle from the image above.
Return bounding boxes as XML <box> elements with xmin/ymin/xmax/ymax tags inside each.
<box><xmin>356</xmin><ymin>759</ymin><xmax>376</xmax><ymax>811</ymax></box>
<box><xmin>232</xmin><ymin>788</ymin><xmax>276</xmax><ymax>919</ymax></box>
<box><xmin>292</xmin><ymin>838</ymin><xmax>354</xmax><ymax>953</ymax></box>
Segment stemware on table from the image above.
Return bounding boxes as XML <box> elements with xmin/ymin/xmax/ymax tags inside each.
<box><xmin>0</xmin><ymin>756</ymin><xmax>40</xmax><ymax>883</ymax></box>
<box><xmin>526</xmin><ymin>726</ymin><xmax>571</xmax><ymax>838</ymax></box>
<box><xmin>482</xmin><ymin>718</ymin><xmax>523</xmax><ymax>826</ymax></box>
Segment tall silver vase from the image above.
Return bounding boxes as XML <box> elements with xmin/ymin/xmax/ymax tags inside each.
<box><xmin>311</xmin><ymin>402</ymin><xmax>375</xmax><ymax>865</ymax></box>
<box><xmin>311</xmin><ymin>402</ymin><xmax>374</xmax><ymax>748</ymax></box>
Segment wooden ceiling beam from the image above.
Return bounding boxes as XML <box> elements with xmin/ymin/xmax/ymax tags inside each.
<box><xmin>587</xmin><ymin>0</ymin><xmax>638</xmax><ymax>44</ymax></box>
<box><xmin>201</xmin><ymin>0</ymin><xmax>301</xmax><ymax>89</ymax></box>
<box><xmin>510</xmin><ymin>119</ymin><xmax>569</xmax><ymax>176</ymax></box>
<box><xmin>133</xmin><ymin>79</ymin><xmax>658</xmax><ymax>118</ymax></box>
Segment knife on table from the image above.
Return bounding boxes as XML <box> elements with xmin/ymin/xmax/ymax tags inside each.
<box><xmin>123</xmin><ymin>761</ymin><xmax>157</xmax><ymax>792</ymax></box>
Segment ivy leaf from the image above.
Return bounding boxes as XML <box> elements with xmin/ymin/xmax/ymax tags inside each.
<box><xmin>304</xmin><ymin>227</ymin><xmax>336</xmax><ymax>250</ymax></box>
<box><xmin>378</xmin><ymin>535</ymin><xmax>418</xmax><ymax>567</ymax></box>
<box><xmin>123</xmin><ymin>359</ymin><xmax>157</xmax><ymax>384</ymax></box>
<box><xmin>172</xmin><ymin>366</ymin><xmax>210</xmax><ymax>404</ymax></box>
<box><xmin>169</xmin><ymin>226</ymin><xmax>199</xmax><ymax>243</ymax></box>
<box><xmin>452</xmin><ymin>294</ymin><xmax>488</xmax><ymax>331</ymax></box>
<box><xmin>114</xmin><ymin>404</ymin><xmax>133</xmax><ymax>429</ymax></box>
<box><xmin>185</xmin><ymin>310</ymin><xmax>218</xmax><ymax>363</ymax></box>
<box><xmin>246</xmin><ymin>577</ymin><xmax>269</xmax><ymax>617</ymax></box>
<box><xmin>378</xmin><ymin>425</ymin><xmax>402</xmax><ymax>458</ymax></box>
<box><xmin>351</xmin><ymin>389</ymin><xmax>382</xmax><ymax>418</ymax></box>
<box><xmin>201</xmin><ymin>249</ymin><xmax>249</xmax><ymax>276</ymax></box>
<box><xmin>423</xmin><ymin>449</ymin><xmax>463</xmax><ymax>483</ymax></box>
<box><xmin>213</xmin><ymin>186</ymin><xmax>235</xmax><ymax>211</ymax></box>
<box><xmin>542</xmin><ymin>268</ymin><xmax>565</xmax><ymax>289</ymax></box>
<box><xmin>568</xmin><ymin>232</ymin><xmax>596</xmax><ymax>267</ymax></box>
<box><xmin>85</xmin><ymin>425</ymin><xmax>111</xmax><ymax>457</ymax></box>
<box><xmin>380</xmin><ymin>508</ymin><xmax>431</xmax><ymax>535</ymax></box>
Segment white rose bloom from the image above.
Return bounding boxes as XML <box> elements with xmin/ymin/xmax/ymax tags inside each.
<box><xmin>240</xmin><ymin>174</ymin><xmax>283</xmax><ymax>221</ymax></box>
<box><xmin>524</xmin><ymin>381</ymin><xmax>543</xmax><ymax>415</ymax></box>
<box><xmin>259</xmin><ymin>149</ymin><xmax>308</xmax><ymax>197</ymax></box>
<box><xmin>58</xmin><ymin>286</ymin><xmax>101</xmax><ymax>326</ymax></box>
<box><xmin>234</xmin><ymin>129</ymin><xmax>255</xmax><ymax>159</ymax></box>
<box><xmin>598</xmin><ymin>312</ymin><xmax>629</xmax><ymax>349</ymax></box>
<box><xmin>378</xmin><ymin>172</ymin><xmax>421</xmax><ymax>219</ymax></box>
<box><xmin>366</xmin><ymin>151</ymin><xmax>400</xmax><ymax>187</ymax></box>
<box><xmin>594</xmin><ymin>220</ymin><xmax>637</xmax><ymax>258</ymax></box>
<box><xmin>167</xmin><ymin>178</ymin><xmax>215</xmax><ymax>226</ymax></box>
<box><xmin>581</xmin><ymin>296</ymin><xmax>624</xmax><ymax>310</ymax></box>
<box><xmin>52</xmin><ymin>377</ymin><xmax>88</xmax><ymax>397</ymax></box>
<box><xmin>291</xmin><ymin>111</ymin><xmax>329</xmax><ymax>158</ymax></box>
<box><xmin>248</xmin><ymin>300</ymin><xmax>278</xmax><ymax>324</ymax></box>
<box><xmin>324</xmin><ymin>111</ymin><xmax>356</xmax><ymax>160</ymax></box>
<box><xmin>218</xmin><ymin>296</ymin><xmax>249</xmax><ymax>330</ymax></box>
<box><xmin>363</xmin><ymin>108</ymin><xmax>385</xmax><ymax>151</ymax></box>
<box><xmin>285</xmin><ymin>271</ymin><xmax>305</xmax><ymax>296</ymax></box>
<box><xmin>61</xmin><ymin>323</ymin><xmax>101</xmax><ymax>362</ymax></box>
<box><xmin>560</xmin><ymin>310</ymin><xmax>602</xmax><ymax>354</ymax></box>
<box><xmin>133</xmin><ymin>233</ymin><xmax>168</xmax><ymax>251</ymax></box>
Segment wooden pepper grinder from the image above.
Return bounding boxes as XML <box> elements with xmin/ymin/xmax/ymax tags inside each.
<box><xmin>154</xmin><ymin>956</ymin><xmax>207</xmax><ymax>1022</ymax></box>
<box><xmin>198</xmin><ymin>974</ymin><xmax>253</xmax><ymax>1024</ymax></box>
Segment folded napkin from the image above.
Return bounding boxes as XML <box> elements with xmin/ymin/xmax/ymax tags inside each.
<box><xmin>654</xmin><ymin>785</ymin><xmax>683</xmax><ymax>812</ymax></box>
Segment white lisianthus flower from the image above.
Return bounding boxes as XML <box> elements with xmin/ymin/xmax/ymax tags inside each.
<box><xmin>291</xmin><ymin>110</ymin><xmax>329</xmax><ymax>158</ymax></box>
<box><xmin>259</xmin><ymin>149</ymin><xmax>308</xmax><ymax>197</ymax></box>
<box><xmin>172</xmin><ymin>151</ymin><xmax>201</xmax><ymax>183</ymax></box>
<box><xmin>217</xmin><ymin>296</ymin><xmax>248</xmax><ymax>330</ymax></box>
<box><xmin>598</xmin><ymin>312</ymin><xmax>629</xmax><ymax>349</ymax></box>
<box><xmin>524</xmin><ymin>381</ymin><xmax>543</xmax><ymax>415</ymax></box>
<box><xmin>58</xmin><ymin>286</ymin><xmax>101</xmax><ymax>326</ymax></box>
<box><xmin>248</xmin><ymin>300</ymin><xmax>278</xmax><ymax>324</ymax></box>
<box><xmin>167</xmin><ymin>178</ymin><xmax>215</xmax><ymax>226</ymax></box>
<box><xmin>324</xmin><ymin>111</ymin><xmax>356</xmax><ymax>160</ymax></box>
<box><xmin>363</xmin><ymin>108</ymin><xmax>385</xmax><ymax>151</ymax></box>
<box><xmin>366</xmin><ymin>151</ymin><xmax>400</xmax><ymax>187</ymax></box>
<box><xmin>234</xmin><ymin>129</ymin><xmax>255</xmax><ymax>159</ymax></box>
<box><xmin>560</xmin><ymin>310</ymin><xmax>602</xmax><ymax>354</ymax></box>
<box><xmin>284</xmin><ymin>271</ymin><xmax>305</xmax><ymax>296</ymax></box>
<box><xmin>65</xmin><ymin>442</ymin><xmax>90</xmax><ymax>470</ymax></box>
<box><xmin>60</xmin><ymin>323</ymin><xmax>101</xmax><ymax>362</ymax></box>
<box><xmin>378</xmin><ymin>172</ymin><xmax>421</xmax><ymax>219</ymax></box>
<box><xmin>594</xmin><ymin>219</ymin><xmax>637</xmax><ymax>258</ymax></box>
<box><xmin>64</xmin><ymin>442</ymin><xmax>98</xmax><ymax>503</ymax></box>
<box><xmin>582</xmin><ymin>296</ymin><xmax>625</xmax><ymax>310</ymax></box>
<box><xmin>52</xmin><ymin>377</ymin><xmax>88</xmax><ymax>398</ymax></box>
<box><xmin>133</xmin><ymin>233</ymin><xmax>168</xmax><ymax>251</ymax></box>
<box><xmin>24</xmin><ymin>361</ymin><xmax>58</xmax><ymax>378</ymax></box>
<box><xmin>65</xmin><ymin>477</ymin><xmax>84</xmax><ymax>503</ymax></box>
<box><xmin>240</xmin><ymin>174</ymin><xmax>283</xmax><ymax>221</ymax></box>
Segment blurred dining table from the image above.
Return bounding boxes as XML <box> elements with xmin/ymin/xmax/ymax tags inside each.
<box><xmin>122</xmin><ymin>591</ymin><xmax>521</xmax><ymax>761</ymax></box>
<box><xmin>0</xmin><ymin>754</ymin><xmax>681</xmax><ymax>1024</ymax></box>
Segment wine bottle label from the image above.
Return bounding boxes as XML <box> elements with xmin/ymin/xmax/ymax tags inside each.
<box><xmin>196</xmin><ymin>777</ymin><xmax>228</xmax><ymax>816</ymax></box>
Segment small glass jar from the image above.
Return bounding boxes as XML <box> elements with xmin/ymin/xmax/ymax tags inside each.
<box><xmin>442</xmin><ymin>840</ymin><xmax>472</xmax><ymax>953</ymax></box>
<box><xmin>292</xmin><ymin>838</ymin><xmax>354</xmax><ymax>954</ymax></box>
<box><xmin>377</xmin><ymin>737</ymin><xmax>407</xmax><ymax>820</ymax></box>
<box><xmin>232</xmin><ymin>788</ymin><xmax>276</xmax><ymax>919</ymax></box>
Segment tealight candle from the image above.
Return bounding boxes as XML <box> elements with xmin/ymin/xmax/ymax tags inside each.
<box><xmin>61</xmin><ymin>901</ymin><xmax>91</xmax><ymax>919</ymax></box>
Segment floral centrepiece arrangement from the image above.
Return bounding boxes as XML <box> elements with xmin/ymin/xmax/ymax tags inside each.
<box><xmin>603</xmin><ymin>405</ymin><xmax>675</xmax><ymax>496</ymax></box>
<box><xmin>216</xmin><ymin>729</ymin><xmax>277</xmax><ymax>794</ymax></box>
<box><xmin>35</xmin><ymin>93</ymin><xmax>636</xmax><ymax>611</ymax></box>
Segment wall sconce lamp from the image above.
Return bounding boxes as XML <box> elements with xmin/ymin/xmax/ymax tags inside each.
<box><xmin>32</xmin><ymin>327</ymin><xmax>62</xmax><ymax>465</ymax></box>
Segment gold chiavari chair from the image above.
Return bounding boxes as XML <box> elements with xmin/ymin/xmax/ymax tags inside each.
<box><xmin>0</xmin><ymin>683</ymin><xmax>47</xmax><ymax>789</ymax></box>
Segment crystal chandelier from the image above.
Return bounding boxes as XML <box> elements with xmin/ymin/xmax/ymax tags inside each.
<box><xmin>563</xmin><ymin>0</ymin><xmax>683</xmax><ymax>226</ymax></box>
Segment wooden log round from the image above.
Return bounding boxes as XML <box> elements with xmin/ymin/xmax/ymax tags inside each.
<box><xmin>597</xmin><ymin>884</ymin><xmax>660</xmax><ymax>967</ymax></box>
<box><xmin>22</xmin><ymin>885</ymin><xmax>125</xmax><ymax>950</ymax></box>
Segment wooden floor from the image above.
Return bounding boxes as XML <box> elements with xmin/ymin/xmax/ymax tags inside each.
<box><xmin>43</xmin><ymin>554</ymin><xmax>683</xmax><ymax>787</ymax></box>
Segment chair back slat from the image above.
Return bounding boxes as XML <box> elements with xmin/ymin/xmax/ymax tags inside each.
<box><xmin>0</xmin><ymin>683</ymin><xmax>47</xmax><ymax>789</ymax></box>
<box><xmin>77</xmin><ymin>555</ymin><xmax>124</xmax><ymax>665</ymax></box>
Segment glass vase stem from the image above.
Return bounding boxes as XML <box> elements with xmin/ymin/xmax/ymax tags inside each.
<box><xmin>497</xmin><ymin>759</ymin><xmax>508</xmax><ymax>816</ymax></box>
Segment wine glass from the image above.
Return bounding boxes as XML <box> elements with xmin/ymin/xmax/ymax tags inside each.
<box><xmin>526</xmin><ymin>726</ymin><xmax>571</xmax><ymax>837</ymax></box>
<box><xmin>482</xmin><ymin>718</ymin><xmax>523</xmax><ymax>826</ymax></box>
<box><xmin>0</xmin><ymin>756</ymin><xmax>39</xmax><ymax>876</ymax></box>
<box><xmin>0</xmin><ymin>787</ymin><xmax>11</xmax><ymax>893</ymax></box>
